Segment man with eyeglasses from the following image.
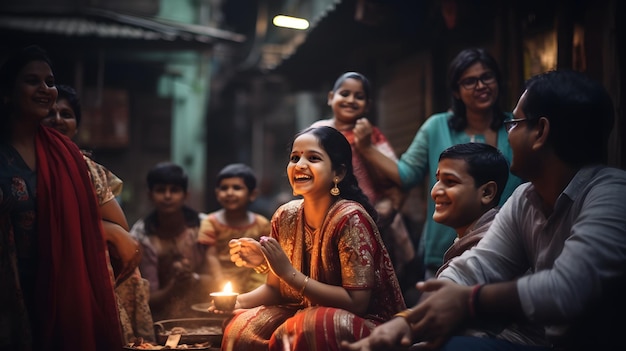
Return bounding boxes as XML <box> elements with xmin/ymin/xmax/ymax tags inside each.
<box><xmin>343</xmin><ymin>70</ymin><xmax>626</xmax><ymax>351</ymax></box>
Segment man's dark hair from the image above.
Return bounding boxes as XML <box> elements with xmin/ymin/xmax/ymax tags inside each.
<box><xmin>216</xmin><ymin>163</ymin><xmax>257</xmax><ymax>191</ymax></box>
<box><xmin>522</xmin><ymin>70</ymin><xmax>614</xmax><ymax>167</ymax></box>
<box><xmin>439</xmin><ymin>142</ymin><xmax>510</xmax><ymax>204</ymax></box>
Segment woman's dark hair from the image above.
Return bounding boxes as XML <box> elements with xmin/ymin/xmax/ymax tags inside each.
<box><xmin>56</xmin><ymin>84</ymin><xmax>82</xmax><ymax>127</ymax></box>
<box><xmin>332</xmin><ymin>72</ymin><xmax>372</xmax><ymax>104</ymax></box>
<box><xmin>144</xmin><ymin>162</ymin><xmax>199</xmax><ymax>233</ymax></box>
<box><xmin>216</xmin><ymin>163</ymin><xmax>257</xmax><ymax>191</ymax></box>
<box><xmin>447</xmin><ymin>48</ymin><xmax>506</xmax><ymax>132</ymax></box>
<box><xmin>0</xmin><ymin>45</ymin><xmax>54</xmax><ymax>140</ymax></box>
<box><xmin>292</xmin><ymin>126</ymin><xmax>378</xmax><ymax>221</ymax></box>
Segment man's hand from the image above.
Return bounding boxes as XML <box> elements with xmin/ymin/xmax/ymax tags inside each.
<box><xmin>342</xmin><ymin>279</ymin><xmax>472</xmax><ymax>351</ymax></box>
<box><xmin>341</xmin><ymin>316</ymin><xmax>414</xmax><ymax>351</ymax></box>
<box><xmin>408</xmin><ymin>280</ymin><xmax>472</xmax><ymax>349</ymax></box>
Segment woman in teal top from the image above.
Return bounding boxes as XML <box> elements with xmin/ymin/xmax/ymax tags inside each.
<box><xmin>354</xmin><ymin>48</ymin><xmax>524</xmax><ymax>280</ymax></box>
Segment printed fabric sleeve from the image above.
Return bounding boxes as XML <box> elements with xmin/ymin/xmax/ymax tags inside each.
<box><xmin>337</xmin><ymin>211</ymin><xmax>378</xmax><ymax>289</ymax></box>
<box><xmin>107</xmin><ymin>172</ymin><xmax>123</xmax><ymax>197</ymax></box>
<box><xmin>83</xmin><ymin>155</ymin><xmax>115</xmax><ymax>205</ymax></box>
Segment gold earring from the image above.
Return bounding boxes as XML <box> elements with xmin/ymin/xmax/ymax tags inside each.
<box><xmin>330</xmin><ymin>177</ymin><xmax>340</xmax><ymax>196</ymax></box>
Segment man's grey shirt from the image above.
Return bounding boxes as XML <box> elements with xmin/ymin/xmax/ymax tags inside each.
<box><xmin>439</xmin><ymin>165</ymin><xmax>626</xmax><ymax>345</ymax></box>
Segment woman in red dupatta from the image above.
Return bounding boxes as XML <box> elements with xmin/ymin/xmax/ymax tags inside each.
<box><xmin>222</xmin><ymin>126</ymin><xmax>405</xmax><ymax>351</ymax></box>
<box><xmin>0</xmin><ymin>46</ymin><xmax>122</xmax><ymax>350</ymax></box>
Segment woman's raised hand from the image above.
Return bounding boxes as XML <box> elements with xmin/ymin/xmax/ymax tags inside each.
<box><xmin>229</xmin><ymin>238</ymin><xmax>265</xmax><ymax>268</ymax></box>
<box><xmin>259</xmin><ymin>236</ymin><xmax>292</xmax><ymax>278</ymax></box>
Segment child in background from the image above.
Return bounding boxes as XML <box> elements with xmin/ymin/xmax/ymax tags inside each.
<box><xmin>130</xmin><ymin>162</ymin><xmax>221</xmax><ymax>321</ymax></box>
<box><xmin>311</xmin><ymin>72</ymin><xmax>414</xmax><ymax>284</ymax></box>
<box><xmin>198</xmin><ymin>163</ymin><xmax>271</xmax><ymax>293</ymax></box>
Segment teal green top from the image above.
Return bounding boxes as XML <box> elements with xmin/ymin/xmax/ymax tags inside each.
<box><xmin>398</xmin><ymin>112</ymin><xmax>524</xmax><ymax>268</ymax></box>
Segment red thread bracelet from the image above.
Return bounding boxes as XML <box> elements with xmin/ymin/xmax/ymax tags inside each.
<box><xmin>468</xmin><ymin>284</ymin><xmax>483</xmax><ymax>318</ymax></box>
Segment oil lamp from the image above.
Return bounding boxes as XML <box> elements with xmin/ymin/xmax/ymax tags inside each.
<box><xmin>210</xmin><ymin>281</ymin><xmax>239</xmax><ymax>311</ymax></box>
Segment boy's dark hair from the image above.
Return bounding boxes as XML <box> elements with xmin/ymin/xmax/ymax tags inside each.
<box><xmin>56</xmin><ymin>84</ymin><xmax>82</xmax><ymax>127</ymax></box>
<box><xmin>146</xmin><ymin>162</ymin><xmax>189</xmax><ymax>191</ymax></box>
<box><xmin>216</xmin><ymin>163</ymin><xmax>257</xmax><ymax>191</ymax></box>
<box><xmin>447</xmin><ymin>47</ymin><xmax>507</xmax><ymax>132</ymax></box>
<box><xmin>521</xmin><ymin>69</ymin><xmax>614</xmax><ymax>167</ymax></box>
<box><xmin>439</xmin><ymin>143</ymin><xmax>509</xmax><ymax>204</ymax></box>
<box><xmin>144</xmin><ymin>162</ymin><xmax>198</xmax><ymax>233</ymax></box>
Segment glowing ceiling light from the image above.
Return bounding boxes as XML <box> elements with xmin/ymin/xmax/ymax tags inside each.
<box><xmin>272</xmin><ymin>15</ymin><xmax>309</xmax><ymax>30</ymax></box>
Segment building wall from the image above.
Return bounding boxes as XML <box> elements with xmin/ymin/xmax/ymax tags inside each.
<box><xmin>236</xmin><ymin>0</ymin><xmax>624</xmax><ymax>247</ymax></box>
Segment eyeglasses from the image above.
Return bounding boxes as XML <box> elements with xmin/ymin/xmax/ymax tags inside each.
<box><xmin>503</xmin><ymin>118</ymin><xmax>528</xmax><ymax>133</ymax></box>
<box><xmin>458</xmin><ymin>72</ymin><xmax>496</xmax><ymax>90</ymax></box>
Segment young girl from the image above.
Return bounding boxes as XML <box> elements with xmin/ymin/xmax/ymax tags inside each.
<box><xmin>222</xmin><ymin>126</ymin><xmax>405</xmax><ymax>351</ymax></box>
<box><xmin>311</xmin><ymin>71</ymin><xmax>414</xmax><ymax>283</ymax></box>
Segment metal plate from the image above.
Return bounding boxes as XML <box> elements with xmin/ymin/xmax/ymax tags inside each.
<box><xmin>153</xmin><ymin>317</ymin><xmax>224</xmax><ymax>347</ymax></box>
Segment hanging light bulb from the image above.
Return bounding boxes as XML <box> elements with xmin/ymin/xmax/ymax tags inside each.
<box><xmin>273</xmin><ymin>15</ymin><xmax>309</xmax><ymax>30</ymax></box>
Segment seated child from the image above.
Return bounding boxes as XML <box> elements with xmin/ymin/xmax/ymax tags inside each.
<box><xmin>434</xmin><ymin>143</ymin><xmax>541</xmax><ymax>344</ymax></box>
<box><xmin>431</xmin><ymin>142</ymin><xmax>509</xmax><ymax>275</ymax></box>
<box><xmin>198</xmin><ymin>163</ymin><xmax>271</xmax><ymax>293</ymax></box>
<box><xmin>130</xmin><ymin>162</ymin><xmax>221</xmax><ymax>321</ymax></box>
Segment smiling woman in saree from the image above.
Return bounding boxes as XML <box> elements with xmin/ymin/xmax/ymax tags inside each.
<box><xmin>222</xmin><ymin>126</ymin><xmax>405</xmax><ymax>351</ymax></box>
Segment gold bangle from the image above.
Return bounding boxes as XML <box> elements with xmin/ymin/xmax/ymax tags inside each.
<box><xmin>254</xmin><ymin>263</ymin><xmax>269</xmax><ymax>274</ymax></box>
<box><xmin>393</xmin><ymin>308</ymin><xmax>414</xmax><ymax>321</ymax></box>
<box><xmin>299</xmin><ymin>275</ymin><xmax>310</xmax><ymax>295</ymax></box>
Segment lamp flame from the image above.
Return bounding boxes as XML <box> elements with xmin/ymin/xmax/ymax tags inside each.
<box><xmin>223</xmin><ymin>281</ymin><xmax>233</xmax><ymax>293</ymax></box>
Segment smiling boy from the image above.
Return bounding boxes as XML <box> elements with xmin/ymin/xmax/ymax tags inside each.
<box><xmin>431</xmin><ymin>143</ymin><xmax>509</xmax><ymax>275</ymax></box>
<box><xmin>198</xmin><ymin>163</ymin><xmax>271</xmax><ymax>293</ymax></box>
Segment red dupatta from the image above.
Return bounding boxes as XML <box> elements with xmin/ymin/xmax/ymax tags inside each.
<box><xmin>34</xmin><ymin>127</ymin><xmax>121</xmax><ymax>350</ymax></box>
